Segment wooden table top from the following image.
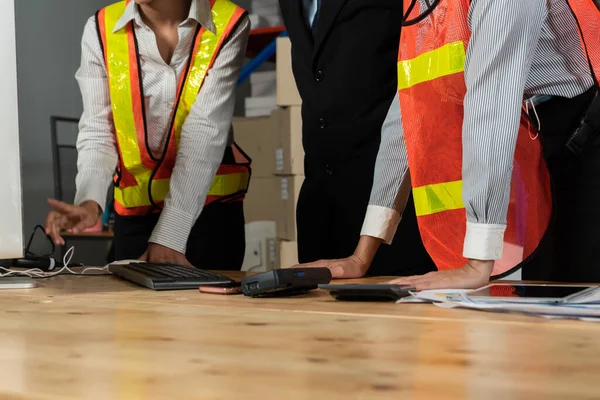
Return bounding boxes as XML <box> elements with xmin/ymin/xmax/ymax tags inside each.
<box><xmin>1</xmin><ymin>272</ymin><xmax>599</xmax><ymax>399</ymax></box>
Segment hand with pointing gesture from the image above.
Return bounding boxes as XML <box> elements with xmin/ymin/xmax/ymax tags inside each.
<box><xmin>44</xmin><ymin>199</ymin><xmax>102</xmax><ymax>245</ymax></box>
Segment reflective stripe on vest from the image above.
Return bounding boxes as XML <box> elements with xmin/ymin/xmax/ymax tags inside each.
<box><xmin>398</xmin><ymin>41</ymin><xmax>466</xmax><ymax>91</ymax></box>
<box><xmin>97</xmin><ymin>0</ymin><xmax>249</xmax><ymax>216</ymax></box>
<box><xmin>399</xmin><ymin>0</ymin><xmax>599</xmax><ymax>277</ymax></box>
<box><xmin>413</xmin><ymin>180</ymin><xmax>464</xmax><ymax>217</ymax></box>
<box><xmin>399</xmin><ymin>40</ymin><xmax>469</xmax><ymax>219</ymax></box>
<box><xmin>398</xmin><ymin>1</ymin><xmax>556</xmax><ymax>277</ymax></box>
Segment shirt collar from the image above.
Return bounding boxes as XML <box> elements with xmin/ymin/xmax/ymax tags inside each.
<box><xmin>112</xmin><ymin>0</ymin><xmax>216</xmax><ymax>34</ymax></box>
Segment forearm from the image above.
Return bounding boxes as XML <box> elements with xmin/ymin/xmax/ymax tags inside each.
<box><xmin>353</xmin><ymin>235</ymin><xmax>384</xmax><ymax>267</ymax></box>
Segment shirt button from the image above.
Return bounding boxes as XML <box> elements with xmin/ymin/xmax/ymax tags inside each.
<box><xmin>315</xmin><ymin>70</ymin><xmax>324</xmax><ymax>82</ymax></box>
<box><xmin>325</xmin><ymin>164</ymin><xmax>334</xmax><ymax>175</ymax></box>
<box><xmin>319</xmin><ymin>118</ymin><xmax>327</xmax><ymax>129</ymax></box>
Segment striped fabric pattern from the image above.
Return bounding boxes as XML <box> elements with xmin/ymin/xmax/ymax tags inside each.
<box><xmin>74</xmin><ymin>1</ymin><xmax>250</xmax><ymax>254</ymax></box>
<box><xmin>365</xmin><ymin>0</ymin><xmax>595</xmax><ymax>258</ymax></box>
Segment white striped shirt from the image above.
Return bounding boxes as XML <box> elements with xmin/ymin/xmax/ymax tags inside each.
<box><xmin>74</xmin><ymin>0</ymin><xmax>250</xmax><ymax>254</ymax></box>
<box><xmin>362</xmin><ymin>0</ymin><xmax>596</xmax><ymax>260</ymax></box>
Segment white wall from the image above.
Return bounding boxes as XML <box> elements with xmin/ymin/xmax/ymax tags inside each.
<box><xmin>0</xmin><ymin>0</ymin><xmax>24</xmax><ymax>258</ymax></box>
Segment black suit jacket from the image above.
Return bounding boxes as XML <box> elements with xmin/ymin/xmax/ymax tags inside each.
<box><xmin>279</xmin><ymin>0</ymin><xmax>403</xmax><ymax>180</ymax></box>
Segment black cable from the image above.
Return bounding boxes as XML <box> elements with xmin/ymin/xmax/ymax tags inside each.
<box><xmin>131</xmin><ymin>25</ymin><xmax>156</xmax><ymax>163</ymax></box>
<box><xmin>0</xmin><ymin>269</ymin><xmax>111</xmax><ymax>279</ymax></box>
<box><xmin>25</xmin><ymin>225</ymin><xmax>55</xmax><ymax>258</ymax></box>
<box><xmin>144</xmin><ymin>24</ymin><xmax>202</xmax><ymax>213</ymax></box>
<box><xmin>564</xmin><ymin>3</ymin><xmax>599</xmax><ymax>154</ymax></box>
<box><xmin>402</xmin><ymin>0</ymin><xmax>441</xmax><ymax>26</ymax></box>
<box><xmin>403</xmin><ymin>0</ymin><xmax>418</xmax><ymax>23</ymax></box>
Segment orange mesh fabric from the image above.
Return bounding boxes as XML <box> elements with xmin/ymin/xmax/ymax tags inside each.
<box><xmin>566</xmin><ymin>0</ymin><xmax>600</xmax><ymax>84</ymax></box>
<box><xmin>398</xmin><ymin>0</ymin><xmax>552</xmax><ymax>277</ymax></box>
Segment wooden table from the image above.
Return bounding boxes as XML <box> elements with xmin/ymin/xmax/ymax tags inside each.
<box><xmin>1</xmin><ymin>273</ymin><xmax>599</xmax><ymax>400</ymax></box>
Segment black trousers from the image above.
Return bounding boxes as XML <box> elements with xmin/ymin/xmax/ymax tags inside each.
<box><xmin>523</xmin><ymin>87</ymin><xmax>600</xmax><ymax>283</ymax></box>
<box><xmin>297</xmin><ymin>159</ymin><xmax>436</xmax><ymax>277</ymax></box>
<box><xmin>113</xmin><ymin>201</ymin><xmax>246</xmax><ymax>271</ymax></box>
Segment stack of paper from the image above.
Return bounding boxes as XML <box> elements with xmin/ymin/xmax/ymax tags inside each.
<box><xmin>399</xmin><ymin>288</ymin><xmax>600</xmax><ymax>322</ymax></box>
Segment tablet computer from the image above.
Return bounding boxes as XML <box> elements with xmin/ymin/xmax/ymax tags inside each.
<box><xmin>319</xmin><ymin>284</ymin><xmax>415</xmax><ymax>302</ymax></box>
<box><xmin>467</xmin><ymin>284</ymin><xmax>597</xmax><ymax>304</ymax></box>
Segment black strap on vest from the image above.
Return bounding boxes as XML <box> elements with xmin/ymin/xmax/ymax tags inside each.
<box><xmin>402</xmin><ymin>0</ymin><xmax>441</xmax><ymax>26</ymax></box>
<box><xmin>564</xmin><ymin>1</ymin><xmax>599</xmax><ymax>155</ymax></box>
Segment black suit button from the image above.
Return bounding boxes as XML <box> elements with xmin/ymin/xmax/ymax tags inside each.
<box><xmin>315</xmin><ymin>70</ymin><xmax>324</xmax><ymax>82</ymax></box>
<box><xmin>325</xmin><ymin>164</ymin><xmax>334</xmax><ymax>175</ymax></box>
<box><xmin>319</xmin><ymin>118</ymin><xmax>327</xmax><ymax>129</ymax></box>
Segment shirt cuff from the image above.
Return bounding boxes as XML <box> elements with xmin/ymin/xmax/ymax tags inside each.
<box><xmin>463</xmin><ymin>222</ymin><xmax>506</xmax><ymax>261</ymax></box>
<box><xmin>360</xmin><ymin>205</ymin><xmax>402</xmax><ymax>245</ymax></box>
<box><xmin>149</xmin><ymin>207</ymin><xmax>196</xmax><ymax>254</ymax></box>
<box><xmin>74</xmin><ymin>175</ymin><xmax>110</xmax><ymax>212</ymax></box>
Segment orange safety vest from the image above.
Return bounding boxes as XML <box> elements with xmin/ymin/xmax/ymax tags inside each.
<box><xmin>398</xmin><ymin>0</ymin><xmax>599</xmax><ymax>278</ymax></box>
<box><xmin>96</xmin><ymin>0</ymin><xmax>251</xmax><ymax>216</ymax></box>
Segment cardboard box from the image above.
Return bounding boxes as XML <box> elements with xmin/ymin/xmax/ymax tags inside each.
<box><xmin>244</xmin><ymin>175</ymin><xmax>304</xmax><ymax>241</ymax></box>
<box><xmin>250</xmin><ymin>71</ymin><xmax>277</xmax><ymax>98</ymax></box>
<box><xmin>275</xmin><ymin>175</ymin><xmax>303</xmax><ymax>241</ymax></box>
<box><xmin>233</xmin><ymin>116</ymin><xmax>277</xmax><ymax>178</ymax></box>
<box><xmin>276</xmin><ymin>37</ymin><xmax>302</xmax><ymax>106</ymax></box>
<box><xmin>243</xmin><ymin>177</ymin><xmax>281</xmax><ymax>222</ymax></box>
<box><xmin>272</xmin><ymin>106</ymin><xmax>304</xmax><ymax>175</ymax></box>
<box><xmin>244</xmin><ymin>96</ymin><xmax>277</xmax><ymax>117</ymax></box>
<box><xmin>278</xmin><ymin>239</ymin><xmax>299</xmax><ymax>268</ymax></box>
<box><xmin>267</xmin><ymin>238</ymin><xmax>299</xmax><ymax>269</ymax></box>
<box><xmin>242</xmin><ymin>221</ymin><xmax>277</xmax><ymax>273</ymax></box>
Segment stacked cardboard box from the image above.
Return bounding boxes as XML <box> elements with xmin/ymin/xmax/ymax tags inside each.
<box><xmin>245</xmin><ymin>71</ymin><xmax>278</xmax><ymax>117</ymax></box>
<box><xmin>244</xmin><ymin>5</ymin><xmax>281</xmax><ymax>117</ymax></box>
<box><xmin>233</xmin><ymin>111</ymin><xmax>303</xmax><ymax>267</ymax></box>
<box><xmin>273</xmin><ymin>36</ymin><xmax>303</xmax><ymax>250</ymax></box>
<box><xmin>276</xmin><ymin>37</ymin><xmax>302</xmax><ymax>107</ymax></box>
<box><xmin>234</xmin><ymin>36</ymin><xmax>303</xmax><ymax>269</ymax></box>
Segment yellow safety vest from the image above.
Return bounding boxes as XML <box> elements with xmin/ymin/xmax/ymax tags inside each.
<box><xmin>96</xmin><ymin>0</ymin><xmax>250</xmax><ymax>216</ymax></box>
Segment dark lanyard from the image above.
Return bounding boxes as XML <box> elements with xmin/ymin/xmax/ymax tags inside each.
<box><xmin>402</xmin><ymin>0</ymin><xmax>441</xmax><ymax>26</ymax></box>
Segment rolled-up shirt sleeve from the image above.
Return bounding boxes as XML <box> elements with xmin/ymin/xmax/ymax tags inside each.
<box><xmin>462</xmin><ymin>0</ymin><xmax>547</xmax><ymax>260</ymax></box>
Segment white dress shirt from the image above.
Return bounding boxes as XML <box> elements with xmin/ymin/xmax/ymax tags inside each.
<box><xmin>302</xmin><ymin>0</ymin><xmax>320</xmax><ymax>27</ymax></box>
<box><xmin>74</xmin><ymin>0</ymin><xmax>250</xmax><ymax>254</ymax></box>
<box><xmin>362</xmin><ymin>0</ymin><xmax>595</xmax><ymax>261</ymax></box>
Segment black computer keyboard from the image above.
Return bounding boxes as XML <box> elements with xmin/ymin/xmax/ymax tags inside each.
<box><xmin>109</xmin><ymin>262</ymin><xmax>235</xmax><ymax>290</ymax></box>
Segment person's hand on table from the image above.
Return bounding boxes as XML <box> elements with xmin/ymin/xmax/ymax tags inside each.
<box><xmin>45</xmin><ymin>199</ymin><xmax>101</xmax><ymax>246</ymax></box>
<box><xmin>287</xmin><ymin>236</ymin><xmax>382</xmax><ymax>279</ymax></box>
<box><xmin>387</xmin><ymin>259</ymin><xmax>494</xmax><ymax>291</ymax></box>
<box><xmin>288</xmin><ymin>254</ymin><xmax>370</xmax><ymax>279</ymax></box>
<box><xmin>140</xmin><ymin>243</ymin><xmax>194</xmax><ymax>267</ymax></box>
